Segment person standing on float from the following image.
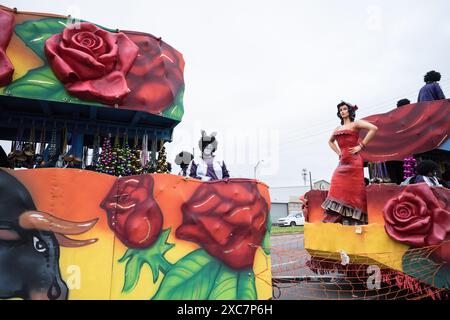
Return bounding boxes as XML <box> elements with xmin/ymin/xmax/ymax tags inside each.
<box><xmin>418</xmin><ymin>70</ymin><xmax>446</xmax><ymax>103</ymax></box>
<box><xmin>322</xmin><ymin>101</ymin><xmax>378</xmax><ymax>225</ymax></box>
<box><xmin>188</xmin><ymin>131</ymin><xmax>230</xmax><ymax>181</ymax></box>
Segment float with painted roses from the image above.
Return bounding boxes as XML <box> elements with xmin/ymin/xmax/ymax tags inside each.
<box><xmin>0</xmin><ymin>5</ymin><xmax>272</xmax><ymax>300</ymax></box>
<box><xmin>304</xmin><ymin>99</ymin><xmax>450</xmax><ymax>298</ymax></box>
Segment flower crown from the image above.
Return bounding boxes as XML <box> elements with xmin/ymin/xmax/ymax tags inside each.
<box><xmin>341</xmin><ymin>100</ymin><xmax>358</xmax><ymax>111</ymax></box>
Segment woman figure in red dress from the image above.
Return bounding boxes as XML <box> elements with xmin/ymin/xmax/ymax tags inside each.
<box><xmin>322</xmin><ymin>101</ymin><xmax>378</xmax><ymax>225</ymax></box>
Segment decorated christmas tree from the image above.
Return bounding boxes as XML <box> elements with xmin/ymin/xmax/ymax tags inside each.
<box><xmin>96</xmin><ymin>136</ymin><xmax>115</xmax><ymax>175</ymax></box>
<box><xmin>111</xmin><ymin>134</ymin><xmax>122</xmax><ymax>176</ymax></box>
<box><xmin>114</xmin><ymin>134</ymin><xmax>143</xmax><ymax>177</ymax></box>
<box><xmin>132</xmin><ymin>135</ymin><xmax>143</xmax><ymax>175</ymax></box>
<box><xmin>156</xmin><ymin>145</ymin><xmax>169</xmax><ymax>173</ymax></box>
<box><xmin>131</xmin><ymin>149</ymin><xmax>143</xmax><ymax>175</ymax></box>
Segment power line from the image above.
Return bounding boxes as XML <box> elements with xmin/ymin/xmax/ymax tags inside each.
<box><xmin>282</xmin><ymin>78</ymin><xmax>450</xmax><ymax>140</ymax></box>
<box><xmin>278</xmin><ymin>81</ymin><xmax>450</xmax><ymax>149</ymax></box>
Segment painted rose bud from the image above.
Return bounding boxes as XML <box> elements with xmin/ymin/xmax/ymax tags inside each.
<box><xmin>101</xmin><ymin>176</ymin><xmax>163</xmax><ymax>248</ymax></box>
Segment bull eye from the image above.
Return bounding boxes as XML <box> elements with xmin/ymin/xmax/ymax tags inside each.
<box><xmin>33</xmin><ymin>236</ymin><xmax>47</xmax><ymax>253</ymax></box>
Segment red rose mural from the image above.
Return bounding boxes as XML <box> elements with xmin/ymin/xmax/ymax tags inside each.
<box><xmin>45</xmin><ymin>22</ymin><xmax>139</xmax><ymax>105</ymax></box>
<box><xmin>4</xmin><ymin>13</ymin><xmax>185</xmax><ymax>119</ymax></box>
<box><xmin>121</xmin><ymin>33</ymin><xmax>185</xmax><ymax>114</ymax></box>
<box><xmin>101</xmin><ymin>176</ymin><xmax>163</xmax><ymax>248</ymax></box>
<box><xmin>383</xmin><ymin>183</ymin><xmax>450</xmax><ymax>248</ymax></box>
<box><xmin>0</xmin><ymin>9</ymin><xmax>14</xmax><ymax>86</ymax></box>
<box><xmin>176</xmin><ymin>180</ymin><xmax>268</xmax><ymax>270</ymax></box>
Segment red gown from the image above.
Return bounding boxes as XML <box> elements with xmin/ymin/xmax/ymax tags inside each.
<box><xmin>322</xmin><ymin>129</ymin><xmax>368</xmax><ymax>223</ymax></box>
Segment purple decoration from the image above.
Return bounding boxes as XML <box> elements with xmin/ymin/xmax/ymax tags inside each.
<box><xmin>403</xmin><ymin>156</ymin><xmax>417</xmax><ymax>179</ymax></box>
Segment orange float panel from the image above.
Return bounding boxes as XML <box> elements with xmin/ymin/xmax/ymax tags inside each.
<box><xmin>0</xmin><ymin>168</ymin><xmax>271</xmax><ymax>300</ymax></box>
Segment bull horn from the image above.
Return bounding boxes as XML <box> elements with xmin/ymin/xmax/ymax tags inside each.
<box><xmin>19</xmin><ymin>211</ymin><xmax>98</xmax><ymax>235</ymax></box>
<box><xmin>55</xmin><ymin>233</ymin><xmax>98</xmax><ymax>247</ymax></box>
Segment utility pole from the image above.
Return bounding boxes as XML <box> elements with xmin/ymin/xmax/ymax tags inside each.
<box><xmin>254</xmin><ymin>160</ymin><xmax>264</xmax><ymax>179</ymax></box>
<box><xmin>309</xmin><ymin>171</ymin><xmax>313</xmax><ymax>190</ymax></box>
<box><xmin>302</xmin><ymin>168</ymin><xmax>308</xmax><ymax>186</ymax></box>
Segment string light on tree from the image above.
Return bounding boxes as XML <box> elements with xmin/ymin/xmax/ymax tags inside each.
<box><xmin>156</xmin><ymin>145</ymin><xmax>169</xmax><ymax>173</ymax></box>
<box><xmin>96</xmin><ymin>135</ymin><xmax>115</xmax><ymax>175</ymax></box>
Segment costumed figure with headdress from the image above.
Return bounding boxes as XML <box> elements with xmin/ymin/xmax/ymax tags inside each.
<box><xmin>188</xmin><ymin>131</ymin><xmax>230</xmax><ymax>181</ymax></box>
<box><xmin>321</xmin><ymin>101</ymin><xmax>378</xmax><ymax>225</ymax></box>
<box><xmin>175</xmin><ymin>151</ymin><xmax>194</xmax><ymax>176</ymax></box>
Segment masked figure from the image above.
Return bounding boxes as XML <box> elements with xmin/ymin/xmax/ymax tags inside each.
<box><xmin>188</xmin><ymin>131</ymin><xmax>230</xmax><ymax>181</ymax></box>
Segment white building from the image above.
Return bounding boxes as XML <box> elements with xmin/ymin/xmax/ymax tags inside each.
<box><xmin>269</xmin><ymin>181</ymin><xmax>330</xmax><ymax>223</ymax></box>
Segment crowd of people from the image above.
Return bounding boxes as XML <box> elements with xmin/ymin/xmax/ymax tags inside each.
<box><xmin>394</xmin><ymin>70</ymin><xmax>446</xmax><ymax>108</ymax></box>
<box><xmin>390</xmin><ymin>70</ymin><xmax>449</xmax><ymax>188</ymax></box>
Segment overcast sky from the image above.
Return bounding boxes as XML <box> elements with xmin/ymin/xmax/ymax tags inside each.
<box><xmin>2</xmin><ymin>0</ymin><xmax>450</xmax><ymax>187</ymax></box>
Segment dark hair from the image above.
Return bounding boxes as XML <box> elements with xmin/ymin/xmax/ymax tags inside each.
<box><xmin>442</xmin><ymin>163</ymin><xmax>450</xmax><ymax>181</ymax></box>
<box><xmin>424</xmin><ymin>70</ymin><xmax>441</xmax><ymax>83</ymax></box>
<box><xmin>397</xmin><ymin>99</ymin><xmax>410</xmax><ymax>107</ymax></box>
<box><xmin>337</xmin><ymin>101</ymin><xmax>356</xmax><ymax>125</ymax></box>
<box><xmin>199</xmin><ymin>133</ymin><xmax>218</xmax><ymax>153</ymax></box>
<box><xmin>174</xmin><ymin>151</ymin><xmax>194</xmax><ymax>166</ymax></box>
<box><xmin>416</xmin><ymin>160</ymin><xmax>439</xmax><ymax>176</ymax></box>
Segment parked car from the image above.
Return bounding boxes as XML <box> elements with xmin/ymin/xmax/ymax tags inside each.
<box><xmin>277</xmin><ymin>212</ymin><xmax>305</xmax><ymax>227</ymax></box>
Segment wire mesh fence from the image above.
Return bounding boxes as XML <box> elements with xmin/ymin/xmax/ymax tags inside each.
<box><xmin>268</xmin><ymin>234</ymin><xmax>450</xmax><ymax>300</ymax></box>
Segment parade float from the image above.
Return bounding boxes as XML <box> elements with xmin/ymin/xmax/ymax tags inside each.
<box><xmin>0</xmin><ymin>5</ymin><xmax>272</xmax><ymax>300</ymax></box>
<box><xmin>304</xmin><ymin>100</ymin><xmax>450</xmax><ymax>299</ymax></box>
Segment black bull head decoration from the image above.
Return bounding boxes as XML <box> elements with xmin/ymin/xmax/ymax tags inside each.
<box><xmin>0</xmin><ymin>170</ymin><xmax>98</xmax><ymax>300</ymax></box>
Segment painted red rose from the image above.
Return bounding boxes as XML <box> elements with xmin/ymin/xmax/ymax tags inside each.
<box><xmin>121</xmin><ymin>33</ymin><xmax>185</xmax><ymax>114</ymax></box>
<box><xmin>45</xmin><ymin>22</ymin><xmax>138</xmax><ymax>105</ymax></box>
<box><xmin>0</xmin><ymin>9</ymin><xmax>14</xmax><ymax>87</ymax></box>
<box><xmin>383</xmin><ymin>183</ymin><xmax>450</xmax><ymax>248</ymax></box>
<box><xmin>176</xmin><ymin>180</ymin><xmax>269</xmax><ymax>270</ymax></box>
<box><xmin>101</xmin><ymin>176</ymin><xmax>163</xmax><ymax>248</ymax></box>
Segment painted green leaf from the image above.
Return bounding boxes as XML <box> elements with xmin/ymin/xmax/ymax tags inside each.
<box><xmin>119</xmin><ymin>229</ymin><xmax>174</xmax><ymax>294</ymax></box>
<box><xmin>162</xmin><ymin>86</ymin><xmax>184</xmax><ymax>121</ymax></box>
<box><xmin>262</xmin><ymin>213</ymin><xmax>272</xmax><ymax>255</ymax></box>
<box><xmin>209</xmin><ymin>267</ymin><xmax>257</xmax><ymax>300</ymax></box>
<box><xmin>402</xmin><ymin>248</ymin><xmax>450</xmax><ymax>289</ymax></box>
<box><xmin>121</xmin><ymin>257</ymin><xmax>144</xmax><ymax>293</ymax></box>
<box><xmin>237</xmin><ymin>270</ymin><xmax>258</xmax><ymax>299</ymax></box>
<box><xmin>152</xmin><ymin>249</ymin><xmax>221</xmax><ymax>300</ymax></box>
<box><xmin>15</xmin><ymin>18</ymin><xmax>68</xmax><ymax>60</ymax></box>
<box><xmin>6</xmin><ymin>66</ymin><xmax>69</xmax><ymax>101</ymax></box>
<box><xmin>152</xmin><ymin>249</ymin><xmax>257</xmax><ymax>300</ymax></box>
<box><xmin>5</xmin><ymin>66</ymin><xmax>102</xmax><ymax>106</ymax></box>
